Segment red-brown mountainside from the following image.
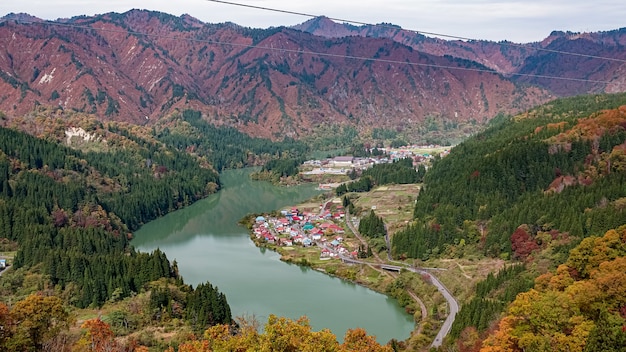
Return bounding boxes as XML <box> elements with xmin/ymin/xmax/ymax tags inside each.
<box><xmin>0</xmin><ymin>10</ymin><xmax>551</xmax><ymax>139</ymax></box>
<box><xmin>294</xmin><ymin>17</ymin><xmax>626</xmax><ymax>97</ymax></box>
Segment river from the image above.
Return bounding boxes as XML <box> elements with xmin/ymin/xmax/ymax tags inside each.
<box><xmin>132</xmin><ymin>168</ymin><xmax>414</xmax><ymax>343</ymax></box>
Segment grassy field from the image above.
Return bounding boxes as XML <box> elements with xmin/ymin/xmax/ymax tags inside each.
<box><xmin>349</xmin><ymin>184</ymin><xmax>421</xmax><ymax>235</ymax></box>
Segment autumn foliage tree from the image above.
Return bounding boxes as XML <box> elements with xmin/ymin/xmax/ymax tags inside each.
<box><xmin>481</xmin><ymin>226</ymin><xmax>626</xmax><ymax>352</ymax></box>
<box><xmin>1</xmin><ymin>293</ymin><xmax>72</xmax><ymax>351</ymax></box>
<box><xmin>173</xmin><ymin>314</ymin><xmax>393</xmax><ymax>352</ymax></box>
<box><xmin>510</xmin><ymin>226</ymin><xmax>539</xmax><ymax>260</ymax></box>
<box><xmin>76</xmin><ymin>318</ymin><xmax>121</xmax><ymax>352</ymax></box>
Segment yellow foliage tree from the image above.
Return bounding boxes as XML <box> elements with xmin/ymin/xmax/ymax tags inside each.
<box><xmin>7</xmin><ymin>293</ymin><xmax>72</xmax><ymax>351</ymax></box>
<box><xmin>481</xmin><ymin>227</ymin><xmax>626</xmax><ymax>352</ymax></box>
<box><xmin>196</xmin><ymin>315</ymin><xmax>392</xmax><ymax>352</ymax></box>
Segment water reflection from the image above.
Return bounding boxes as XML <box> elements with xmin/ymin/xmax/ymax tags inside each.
<box><xmin>133</xmin><ymin>168</ymin><xmax>414</xmax><ymax>344</ymax></box>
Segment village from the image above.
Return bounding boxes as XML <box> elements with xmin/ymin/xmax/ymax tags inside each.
<box><xmin>301</xmin><ymin>144</ymin><xmax>452</xmax><ymax>176</ymax></box>
<box><xmin>251</xmin><ymin>201</ymin><xmax>360</xmax><ymax>261</ymax></box>
<box><xmin>251</xmin><ymin>144</ymin><xmax>453</xmax><ymax>260</ymax></box>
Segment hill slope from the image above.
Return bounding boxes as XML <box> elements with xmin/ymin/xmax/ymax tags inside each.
<box><xmin>392</xmin><ymin>93</ymin><xmax>626</xmax><ymax>260</ymax></box>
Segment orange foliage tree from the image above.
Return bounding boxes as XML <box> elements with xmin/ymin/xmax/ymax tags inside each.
<box><xmin>178</xmin><ymin>314</ymin><xmax>392</xmax><ymax>352</ymax></box>
<box><xmin>481</xmin><ymin>226</ymin><xmax>626</xmax><ymax>352</ymax></box>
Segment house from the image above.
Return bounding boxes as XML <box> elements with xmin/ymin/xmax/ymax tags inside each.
<box><xmin>310</xmin><ymin>228</ymin><xmax>323</xmax><ymax>235</ymax></box>
<box><xmin>328</xmin><ymin>224</ymin><xmax>345</xmax><ymax>234</ymax></box>
<box><xmin>332</xmin><ymin>156</ymin><xmax>354</xmax><ymax>167</ymax></box>
<box><xmin>303</xmin><ymin>238</ymin><xmax>312</xmax><ymax>247</ymax></box>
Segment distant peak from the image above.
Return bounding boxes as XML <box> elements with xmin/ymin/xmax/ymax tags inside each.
<box><xmin>1</xmin><ymin>12</ymin><xmax>42</xmax><ymax>23</ymax></box>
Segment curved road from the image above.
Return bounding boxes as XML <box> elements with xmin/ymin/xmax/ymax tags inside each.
<box><xmin>340</xmin><ymin>212</ymin><xmax>458</xmax><ymax>348</ymax></box>
<box><xmin>407</xmin><ymin>267</ymin><xmax>459</xmax><ymax>348</ymax></box>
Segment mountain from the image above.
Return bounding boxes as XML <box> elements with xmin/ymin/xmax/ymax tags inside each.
<box><xmin>293</xmin><ymin>17</ymin><xmax>626</xmax><ymax>97</ymax></box>
<box><xmin>0</xmin><ymin>10</ymin><xmax>552</xmax><ymax>139</ymax></box>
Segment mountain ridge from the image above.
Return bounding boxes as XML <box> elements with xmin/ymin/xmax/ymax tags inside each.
<box><xmin>293</xmin><ymin>16</ymin><xmax>626</xmax><ymax>96</ymax></box>
<box><xmin>0</xmin><ymin>10</ymin><xmax>624</xmax><ymax>139</ymax></box>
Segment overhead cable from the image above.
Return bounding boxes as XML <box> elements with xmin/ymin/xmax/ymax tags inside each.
<box><xmin>11</xmin><ymin>19</ymin><xmax>616</xmax><ymax>84</ymax></box>
<box><xmin>207</xmin><ymin>0</ymin><xmax>626</xmax><ymax>64</ymax></box>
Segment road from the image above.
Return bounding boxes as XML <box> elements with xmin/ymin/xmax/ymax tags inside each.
<box><xmin>407</xmin><ymin>267</ymin><xmax>459</xmax><ymax>348</ymax></box>
<box><xmin>326</xmin><ymin>197</ymin><xmax>458</xmax><ymax>347</ymax></box>
<box><xmin>0</xmin><ymin>266</ymin><xmax>10</xmax><ymax>276</ymax></box>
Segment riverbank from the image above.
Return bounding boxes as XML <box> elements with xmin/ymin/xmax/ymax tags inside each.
<box><xmin>244</xmin><ymin>191</ymin><xmax>453</xmax><ymax>349</ymax></box>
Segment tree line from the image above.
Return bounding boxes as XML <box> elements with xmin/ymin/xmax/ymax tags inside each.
<box><xmin>359</xmin><ymin>210</ymin><xmax>386</xmax><ymax>238</ymax></box>
<box><xmin>156</xmin><ymin>109</ymin><xmax>309</xmax><ymax>171</ymax></box>
<box><xmin>336</xmin><ymin>158</ymin><xmax>424</xmax><ymax>197</ymax></box>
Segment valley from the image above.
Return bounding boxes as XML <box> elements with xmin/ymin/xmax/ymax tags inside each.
<box><xmin>0</xmin><ymin>7</ymin><xmax>626</xmax><ymax>352</ymax></box>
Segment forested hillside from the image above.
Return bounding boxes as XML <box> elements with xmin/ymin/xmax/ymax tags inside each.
<box><xmin>0</xmin><ymin>124</ymin><xmax>219</xmax><ymax>304</ymax></box>
<box><xmin>385</xmin><ymin>93</ymin><xmax>626</xmax><ymax>350</ymax></box>
<box><xmin>155</xmin><ymin>109</ymin><xmax>309</xmax><ymax>171</ymax></box>
<box><xmin>0</xmin><ymin>124</ymin><xmax>235</xmax><ymax>349</ymax></box>
<box><xmin>392</xmin><ymin>93</ymin><xmax>626</xmax><ymax>260</ymax></box>
<box><xmin>481</xmin><ymin>226</ymin><xmax>626</xmax><ymax>352</ymax></box>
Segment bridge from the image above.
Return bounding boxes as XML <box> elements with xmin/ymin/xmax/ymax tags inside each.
<box><xmin>341</xmin><ymin>258</ymin><xmax>402</xmax><ymax>271</ymax></box>
<box><xmin>380</xmin><ymin>264</ymin><xmax>403</xmax><ymax>272</ymax></box>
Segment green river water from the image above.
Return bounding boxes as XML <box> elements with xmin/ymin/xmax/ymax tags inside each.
<box><xmin>132</xmin><ymin>168</ymin><xmax>414</xmax><ymax>343</ymax></box>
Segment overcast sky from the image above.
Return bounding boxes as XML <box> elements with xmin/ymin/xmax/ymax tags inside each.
<box><xmin>2</xmin><ymin>0</ymin><xmax>625</xmax><ymax>43</ymax></box>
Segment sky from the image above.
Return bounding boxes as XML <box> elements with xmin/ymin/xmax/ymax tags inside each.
<box><xmin>1</xmin><ymin>0</ymin><xmax>625</xmax><ymax>43</ymax></box>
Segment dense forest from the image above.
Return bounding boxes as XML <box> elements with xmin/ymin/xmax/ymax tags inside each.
<box><xmin>156</xmin><ymin>109</ymin><xmax>309</xmax><ymax>171</ymax></box>
<box><xmin>361</xmin><ymin>158</ymin><xmax>425</xmax><ymax>185</ymax></box>
<box><xmin>359</xmin><ymin>210</ymin><xmax>387</xmax><ymax>238</ymax></box>
<box><xmin>449</xmin><ymin>264</ymin><xmax>534</xmax><ymax>341</ymax></box>
<box><xmin>392</xmin><ymin>93</ymin><xmax>626</xmax><ymax>260</ymax></box>
<box><xmin>0</xmin><ymin>124</ymin><xmax>233</xmax><ymax>349</ymax></box>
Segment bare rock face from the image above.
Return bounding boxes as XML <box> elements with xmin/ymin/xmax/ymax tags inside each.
<box><xmin>4</xmin><ymin>11</ymin><xmax>621</xmax><ymax>139</ymax></box>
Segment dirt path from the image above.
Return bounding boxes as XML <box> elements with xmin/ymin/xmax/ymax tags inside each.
<box><xmin>407</xmin><ymin>290</ymin><xmax>428</xmax><ymax>335</ymax></box>
<box><xmin>345</xmin><ymin>211</ymin><xmax>385</xmax><ymax>263</ymax></box>
<box><xmin>455</xmin><ymin>261</ymin><xmax>472</xmax><ymax>279</ymax></box>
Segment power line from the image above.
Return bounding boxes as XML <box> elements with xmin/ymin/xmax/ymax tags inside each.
<box><xmin>10</xmin><ymin>18</ymin><xmax>616</xmax><ymax>84</ymax></box>
<box><xmin>206</xmin><ymin>0</ymin><xmax>626</xmax><ymax>65</ymax></box>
